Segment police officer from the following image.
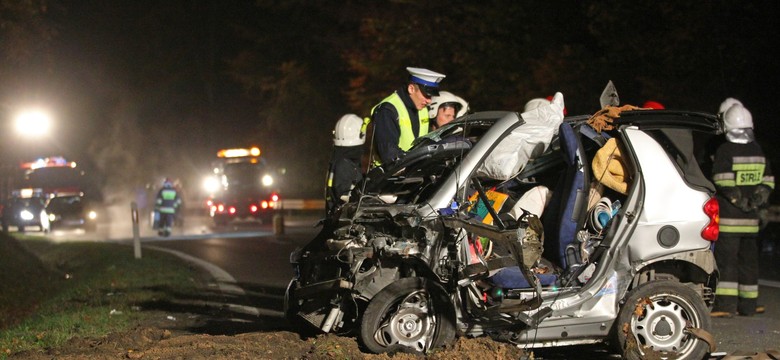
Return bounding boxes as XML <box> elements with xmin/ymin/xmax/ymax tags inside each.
<box><xmin>325</xmin><ymin>114</ymin><xmax>366</xmax><ymax>217</ymax></box>
<box><xmin>155</xmin><ymin>178</ymin><xmax>182</xmax><ymax>237</ymax></box>
<box><xmin>711</xmin><ymin>100</ymin><xmax>774</xmax><ymax>317</ymax></box>
<box><xmin>371</xmin><ymin>67</ymin><xmax>445</xmax><ymax>165</ymax></box>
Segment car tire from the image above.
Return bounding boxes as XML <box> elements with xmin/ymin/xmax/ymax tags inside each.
<box><xmin>613</xmin><ymin>280</ymin><xmax>711</xmax><ymax>360</ymax></box>
<box><xmin>358</xmin><ymin>277</ymin><xmax>456</xmax><ymax>354</ymax></box>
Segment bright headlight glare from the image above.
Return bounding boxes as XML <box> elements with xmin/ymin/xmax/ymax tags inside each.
<box><xmin>203</xmin><ymin>176</ymin><xmax>220</xmax><ymax>193</ymax></box>
<box><xmin>262</xmin><ymin>174</ymin><xmax>274</xmax><ymax>187</ymax></box>
<box><xmin>20</xmin><ymin>210</ymin><xmax>34</xmax><ymax>221</ymax></box>
<box><xmin>88</xmin><ymin>211</ymin><xmax>98</xmax><ymax>220</ymax></box>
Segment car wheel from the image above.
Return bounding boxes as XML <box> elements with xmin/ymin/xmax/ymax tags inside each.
<box><xmin>614</xmin><ymin>280</ymin><xmax>711</xmax><ymax>360</ymax></box>
<box><xmin>359</xmin><ymin>277</ymin><xmax>456</xmax><ymax>354</ymax></box>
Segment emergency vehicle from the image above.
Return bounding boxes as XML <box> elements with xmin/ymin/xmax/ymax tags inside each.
<box><xmin>1</xmin><ymin>156</ymin><xmax>100</xmax><ymax>232</ymax></box>
<box><xmin>203</xmin><ymin>147</ymin><xmax>280</xmax><ymax>225</ymax></box>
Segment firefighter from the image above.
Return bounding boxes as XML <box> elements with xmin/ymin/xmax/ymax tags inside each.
<box><xmin>371</xmin><ymin>67</ymin><xmax>445</xmax><ymax>165</ymax></box>
<box><xmin>155</xmin><ymin>178</ymin><xmax>181</xmax><ymax>237</ymax></box>
<box><xmin>429</xmin><ymin>91</ymin><xmax>469</xmax><ymax>130</ymax></box>
<box><xmin>325</xmin><ymin>114</ymin><xmax>366</xmax><ymax>217</ymax></box>
<box><xmin>711</xmin><ymin>101</ymin><xmax>774</xmax><ymax>317</ymax></box>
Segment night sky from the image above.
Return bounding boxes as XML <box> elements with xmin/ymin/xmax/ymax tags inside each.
<box><xmin>1</xmin><ymin>1</ymin><xmax>778</xmax><ymax>199</ymax></box>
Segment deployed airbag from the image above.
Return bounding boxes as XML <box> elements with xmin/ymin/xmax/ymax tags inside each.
<box><xmin>476</xmin><ymin>92</ymin><xmax>566</xmax><ymax>180</ymax></box>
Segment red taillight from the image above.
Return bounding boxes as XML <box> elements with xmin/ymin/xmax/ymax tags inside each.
<box><xmin>250</xmin><ymin>204</ymin><xmax>258</xmax><ymax>213</ymax></box>
<box><xmin>261</xmin><ymin>200</ymin><xmax>269</xmax><ymax>209</ymax></box>
<box><xmin>702</xmin><ymin>197</ymin><xmax>719</xmax><ymax>241</ymax></box>
<box><xmin>271</xmin><ymin>193</ymin><xmax>279</xmax><ymax>202</ymax></box>
<box><xmin>229</xmin><ymin>206</ymin><xmax>236</xmax><ymax>214</ymax></box>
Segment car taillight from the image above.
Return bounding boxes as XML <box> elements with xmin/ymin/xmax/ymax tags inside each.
<box><xmin>217</xmin><ymin>204</ymin><xmax>224</xmax><ymax>212</ymax></box>
<box><xmin>271</xmin><ymin>193</ymin><xmax>279</xmax><ymax>202</ymax></box>
<box><xmin>229</xmin><ymin>206</ymin><xmax>236</xmax><ymax>214</ymax></box>
<box><xmin>261</xmin><ymin>200</ymin><xmax>269</xmax><ymax>209</ymax></box>
<box><xmin>250</xmin><ymin>204</ymin><xmax>258</xmax><ymax>213</ymax></box>
<box><xmin>702</xmin><ymin>197</ymin><xmax>719</xmax><ymax>241</ymax></box>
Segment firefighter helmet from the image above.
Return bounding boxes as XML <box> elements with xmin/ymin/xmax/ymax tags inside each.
<box><xmin>719</xmin><ymin>97</ymin><xmax>743</xmax><ymax>115</ymax></box>
<box><xmin>428</xmin><ymin>91</ymin><xmax>469</xmax><ymax>119</ymax></box>
<box><xmin>333</xmin><ymin>114</ymin><xmax>365</xmax><ymax>146</ymax></box>
<box><xmin>642</xmin><ymin>100</ymin><xmax>665</xmax><ymax>109</ymax></box>
<box><xmin>723</xmin><ymin>103</ymin><xmax>753</xmax><ymax>131</ymax></box>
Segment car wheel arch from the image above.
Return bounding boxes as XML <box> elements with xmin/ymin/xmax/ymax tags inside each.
<box><xmin>629</xmin><ymin>259</ymin><xmax>717</xmax><ymax>307</ymax></box>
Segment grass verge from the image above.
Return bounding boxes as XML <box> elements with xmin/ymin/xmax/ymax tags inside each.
<box><xmin>0</xmin><ymin>233</ymin><xmax>209</xmax><ymax>357</ymax></box>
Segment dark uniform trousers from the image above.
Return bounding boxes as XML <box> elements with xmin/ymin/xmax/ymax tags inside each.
<box><xmin>714</xmin><ymin>232</ymin><xmax>759</xmax><ymax>315</ymax></box>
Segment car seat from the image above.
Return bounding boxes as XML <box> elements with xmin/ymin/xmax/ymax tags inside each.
<box><xmin>542</xmin><ymin>122</ymin><xmax>590</xmax><ymax>270</ymax></box>
<box><xmin>490</xmin><ymin>122</ymin><xmax>589</xmax><ymax>289</ymax></box>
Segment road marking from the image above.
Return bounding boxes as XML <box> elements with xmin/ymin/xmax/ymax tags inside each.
<box><xmin>144</xmin><ymin>245</ymin><xmax>285</xmax><ymax>318</ymax></box>
<box><xmin>759</xmin><ymin>279</ymin><xmax>780</xmax><ymax>288</ymax></box>
<box><xmin>145</xmin><ymin>245</ymin><xmax>245</xmax><ymax>294</ymax></box>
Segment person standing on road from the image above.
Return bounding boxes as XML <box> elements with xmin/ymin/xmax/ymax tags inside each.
<box><xmin>155</xmin><ymin>178</ymin><xmax>182</xmax><ymax>237</ymax></box>
<box><xmin>429</xmin><ymin>91</ymin><xmax>469</xmax><ymax>130</ymax></box>
<box><xmin>370</xmin><ymin>67</ymin><xmax>445</xmax><ymax>165</ymax></box>
<box><xmin>711</xmin><ymin>100</ymin><xmax>774</xmax><ymax>317</ymax></box>
<box><xmin>325</xmin><ymin>114</ymin><xmax>366</xmax><ymax>217</ymax></box>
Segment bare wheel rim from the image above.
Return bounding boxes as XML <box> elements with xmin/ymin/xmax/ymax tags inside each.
<box><xmin>373</xmin><ymin>290</ymin><xmax>436</xmax><ymax>352</ymax></box>
<box><xmin>631</xmin><ymin>292</ymin><xmax>702</xmax><ymax>355</ymax></box>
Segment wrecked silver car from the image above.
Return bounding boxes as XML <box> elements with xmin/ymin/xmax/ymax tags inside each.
<box><xmin>286</xmin><ymin>94</ymin><xmax>721</xmax><ymax>359</ymax></box>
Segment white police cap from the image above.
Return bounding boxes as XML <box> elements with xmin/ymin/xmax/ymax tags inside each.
<box><xmin>406</xmin><ymin>67</ymin><xmax>445</xmax><ymax>96</ymax></box>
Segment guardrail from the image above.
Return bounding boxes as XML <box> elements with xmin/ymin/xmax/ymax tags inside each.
<box><xmin>280</xmin><ymin>199</ymin><xmax>325</xmax><ymax>210</ymax></box>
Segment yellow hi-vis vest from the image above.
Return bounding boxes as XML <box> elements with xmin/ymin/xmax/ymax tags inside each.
<box><xmin>371</xmin><ymin>92</ymin><xmax>429</xmax><ymax>152</ymax></box>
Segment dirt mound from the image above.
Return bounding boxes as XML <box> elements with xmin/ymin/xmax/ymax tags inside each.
<box><xmin>11</xmin><ymin>323</ymin><xmax>527</xmax><ymax>359</ymax></box>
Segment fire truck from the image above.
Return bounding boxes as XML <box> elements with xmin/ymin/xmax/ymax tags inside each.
<box><xmin>1</xmin><ymin>156</ymin><xmax>100</xmax><ymax>232</ymax></box>
<box><xmin>203</xmin><ymin>147</ymin><xmax>280</xmax><ymax>226</ymax></box>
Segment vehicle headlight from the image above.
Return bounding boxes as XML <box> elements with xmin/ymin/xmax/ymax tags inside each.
<box><xmin>20</xmin><ymin>210</ymin><xmax>34</xmax><ymax>221</ymax></box>
<box><xmin>87</xmin><ymin>210</ymin><xmax>98</xmax><ymax>220</ymax></box>
<box><xmin>48</xmin><ymin>213</ymin><xmax>57</xmax><ymax>222</ymax></box>
<box><xmin>203</xmin><ymin>176</ymin><xmax>220</xmax><ymax>193</ymax></box>
<box><xmin>262</xmin><ymin>174</ymin><xmax>274</xmax><ymax>187</ymax></box>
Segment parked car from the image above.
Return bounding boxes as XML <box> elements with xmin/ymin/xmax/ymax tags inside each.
<box><xmin>285</xmin><ymin>96</ymin><xmax>721</xmax><ymax>359</ymax></box>
<box><xmin>45</xmin><ymin>193</ymin><xmax>99</xmax><ymax>232</ymax></box>
<box><xmin>2</xmin><ymin>194</ymin><xmax>50</xmax><ymax>233</ymax></box>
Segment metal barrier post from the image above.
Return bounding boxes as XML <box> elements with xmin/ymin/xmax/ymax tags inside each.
<box><xmin>273</xmin><ymin>200</ymin><xmax>285</xmax><ymax>235</ymax></box>
<box><xmin>131</xmin><ymin>201</ymin><xmax>141</xmax><ymax>259</ymax></box>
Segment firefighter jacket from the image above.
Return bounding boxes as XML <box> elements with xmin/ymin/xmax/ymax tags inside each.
<box><xmin>155</xmin><ymin>187</ymin><xmax>181</xmax><ymax>214</ymax></box>
<box><xmin>325</xmin><ymin>145</ymin><xmax>363</xmax><ymax>217</ymax></box>
<box><xmin>370</xmin><ymin>88</ymin><xmax>430</xmax><ymax>165</ymax></box>
<box><xmin>712</xmin><ymin>140</ymin><xmax>774</xmax><ymax>234</ymax></box>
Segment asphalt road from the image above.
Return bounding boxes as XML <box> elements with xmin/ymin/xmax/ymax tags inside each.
<box><xmin>39</xmin><ymin>211</ymin><xmax>780</xmax><ymax>358</ymax></box>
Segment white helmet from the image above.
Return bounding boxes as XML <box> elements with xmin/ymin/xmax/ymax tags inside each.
<box><xmin>718</xmin><ymin>97</ymin><xmax>743</xmax><ymax>115</ymax></box>
<box><xmin>428</xmin><ymin>91</ymin><xmax>469</xmax><ymax>119</ymax></box>
<box><xmin>524</xmin><ymin>97</ymin><xmax>551</xmax><ymax>112</ymax></box>
<box><xmin>333</xmin><ymin>114</ymin><xmax>365</xmax><ymax>146</ymax></box>
<box><xmin>723</xmin><ymin>103</ymin><xmax>753</xmax><ymax>131</ymax></box>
